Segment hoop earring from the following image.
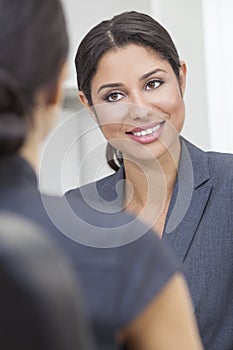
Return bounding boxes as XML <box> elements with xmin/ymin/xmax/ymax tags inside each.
<box><xmin>116</xmin><ymin>148</ymin><xmax>122</xmax><ymax>160</ymax></box>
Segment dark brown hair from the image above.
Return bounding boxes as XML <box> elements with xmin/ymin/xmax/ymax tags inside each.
<box><xmin>0</xmin><ymin>0</ymin><xmax>68</xmax><ymax>155</ymax></box>
<box><xmin>75</xmin><ymin>11</ymin><xmax>181</xmax><ymax>171</ymax></box>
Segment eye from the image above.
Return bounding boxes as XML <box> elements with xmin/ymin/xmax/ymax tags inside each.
<box><xmin>145</xmin><ymin>79</ymin><xmax>163</xmax><ymax>90</ymax></box>
<box><xmin>105</xmin><ymin>92</ymin><xmax>124</xmax><ymax>102</ymax></box>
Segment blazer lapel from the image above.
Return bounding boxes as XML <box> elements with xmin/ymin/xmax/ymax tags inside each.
<box><xmin>163</xmin><ymin>138</ymin><xmax>213</xmax><ymax>264</ymax></box>
<box><xmin>96</xmin><ymin>166</ymin><xmax>125</xmax><ymax>211</ymax></box>
<box><xmin>96</xmin><ymin>138</ymin><xmax>213</xmax><ymax>265</ymax></box>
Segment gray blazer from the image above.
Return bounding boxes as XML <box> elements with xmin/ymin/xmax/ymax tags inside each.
<box><xmin>69</xmin><ymin>137</ymin><xmax>233</xmax><ymax>350</ymax></box>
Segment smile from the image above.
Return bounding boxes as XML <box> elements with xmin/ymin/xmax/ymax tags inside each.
<box><xmin>132</xmin><ymin>124</ymin><xmax>162</xmax><ymax>137</ymax></box>
<box><xmin>126</xmin><ymin>121</ymin><xmax>165</xmax><ymax>145</ymax></box>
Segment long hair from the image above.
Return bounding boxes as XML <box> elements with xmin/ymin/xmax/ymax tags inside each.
<box><xmin>0</xmin><ymin>0</ymin><xmax>68</xmax><ymax>155</ymax></box>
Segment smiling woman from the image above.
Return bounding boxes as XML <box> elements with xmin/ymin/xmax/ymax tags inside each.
<box><xmin>66</xmin><ymin>10</ymin><xmax>233</xmax><ymax>350</ymax></box>
<box><xmin>80</xmin><ymin>44</ymin><xmax>186</xmax><ymax>162</ymax></box>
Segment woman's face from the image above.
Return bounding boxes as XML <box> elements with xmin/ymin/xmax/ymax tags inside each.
<box><xmin>81</xmin><ymin>44</ymin><xmax>186</xmax><ymax>162</ymax></box>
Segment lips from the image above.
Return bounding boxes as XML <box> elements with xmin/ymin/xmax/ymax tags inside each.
<box><xmin>125</xmin><ymin>121</ymin><xmax>165</xmax><ymax>144</ymax></box>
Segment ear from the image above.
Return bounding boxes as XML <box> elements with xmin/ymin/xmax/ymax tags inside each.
<box><xmin>78</xmin><ymin>90</ymin><xmax>97</xmax><ymax>121</ymax></box>
<box><xmin>179</xmin><ymin>61</ymin><xmax>187</xmax><ymax>96</ymax></box>
<box><xmin>49</xmin><ymin>61</ymin><xmax>68</xmax><ymax>106</ymax></box>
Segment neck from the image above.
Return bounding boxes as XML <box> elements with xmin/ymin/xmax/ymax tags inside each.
<box><xmin>123</xmin><ymin>138</ymin><xmax>181</xmax><ymax>233</ymax></box>
<box><xmin>20</xmin><ymin>133</ymin><xmax>40</xmax><ymax>171</ymax></box>
<box><xmin>124</xmin><ymin>138</ymin><xmax>181</xmax><ymax>204</ymax></box>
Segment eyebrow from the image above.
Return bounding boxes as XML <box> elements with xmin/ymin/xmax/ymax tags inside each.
<box><xmin>97</xmin><ymin>69</ymin><xmax>167</xmax><ymax>94</ymax></box>
<box><xmin>97</xmin><ymin>83</ymin><xmax>123</xmax><ymax>94</ymax></box>
<box><xmin>140</xmin><ymin>69</ymin><xmax>167</xmax><ymax>80</ymax></box>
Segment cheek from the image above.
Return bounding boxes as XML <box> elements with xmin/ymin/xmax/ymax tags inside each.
<box><xmin>100</xmin><ymin>123</ymin><xmax>121</xmax><ymax>140</ymax></box>
<box><xmin>168</xmin><ymin>94</ymin><xmax>184</xmax><ymax>115</ymax></box>
<box><xmin>101</xmin><ymin>123</ymin><xmax>128</xmax><ymax>152</ymax></box>
<box><xmin>170</xmin><ymin>94</ymin><xmax>185</xmax><ymax>131</ymax></box>
<box><xmin>154</xmin><ymin>85</ymin><xmax>182</xmax><ymax>109</ymax></box>
<box><xmin>94</xmin><ymin>103</ymin><xmax>130</xmax><ymax>127</ymax></box>
<box><xmin>152</xmin><ymin>89</ymin><xmax>185</xmax><ymax>124</ymax></box>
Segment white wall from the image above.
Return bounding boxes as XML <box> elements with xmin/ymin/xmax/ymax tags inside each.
<box><xmin>61</xmin><ymin>0</ymin><xmax>151</xmax><ymax>88</ymax></box>
<box><xmin>202</xmin><ymin>0</ymin><xmax>233</xmax><ymax>153</ymax></box>
<box><xmin>39</xmin><ymin>0</ymin><xmax>210</xmax><ymax>195</ymax></box>
<box><xmin>150</xmin><ymin>0</ymin><xmax>209</xmax><ymax>150</ymax></box>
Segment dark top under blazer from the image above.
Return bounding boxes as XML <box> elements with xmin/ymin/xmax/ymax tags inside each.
<box><xmin>0</xmin><ymin>155</ymin><xmax>178</xmax><ymax>350</ymax></box>
<box><xmin>67</xmin><ymin>137</ymin><xmax>233</xmax><ymax>350</ymax></box>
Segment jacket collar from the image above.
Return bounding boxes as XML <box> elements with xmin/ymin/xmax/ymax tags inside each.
<box><xmin>180</xmin><ymin>137</ymin><xmax>210</xmax><ymax>189</ymax></box>
<box><xmin>97</xmin><ymin>137</ymin><xmax>212</xmax><ymax>264</ymax></box>
<box><xmin>96</xmin><ymin>165</ymin><xmax>125</xmax><ymax>203</ymax></box>
<box><xmin>97</xmin><ymin>137</ymin><xmax>210</xmax><ymax>200</ymax></box>
<box><xmin>0</xmin><ymin>155</ymin><xmax>37</xmax><ymax>190</ymax></box>
<box><xmin>163</xmin><ymin>137</ymin><xmax>212</xmax><ymax>263</ymax></box>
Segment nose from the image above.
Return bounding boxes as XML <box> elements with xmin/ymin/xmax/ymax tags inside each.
<box><xmin>128</xmin><ymin>93</ymin><xmax>152</xmax><ymax>120</ymax></box>
<box><xmin>129</xmin><ymin>104</ymin><xmax>152</xmax><ymax>120</ymax></box>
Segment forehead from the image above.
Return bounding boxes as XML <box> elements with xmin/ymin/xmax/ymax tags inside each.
<box><xmin>92</xmin><ymin>44</ymin><xmax>171</xmax><ymax>84</ymax></box>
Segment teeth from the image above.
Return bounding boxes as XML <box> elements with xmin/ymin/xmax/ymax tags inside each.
<box><xmin>132</xmin><ymin>124</ymin><xmax>161</xmax><ymax>137</ymax></box>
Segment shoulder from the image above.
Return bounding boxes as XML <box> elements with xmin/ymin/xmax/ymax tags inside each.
<box><xmin>66</xmin><ymin>167</ymin><xmax>124</xmax><ymax>201</ymax></box>
<box><xmin>73</xmin><ymin>221</ymin><xmax>179</xmax><ymax>333</ymax></box>
<box><xmin>183</xmin><ymin>138</ymin><xmax>233</xmax><ymax>179</ymax></box>
<box><xmin>66</xmin><ymin>173</ymin><xmax>113</xmax><ymax>200</ymax></box>
<box><xmin>114</xmin><ymin>227</ymin><xmax>179</xmax><ymax>327</ymax></box>
<box><xmin>206</xmin><ymin>150</ymin><xmax>233</xmax><ymax>171</ymax></box>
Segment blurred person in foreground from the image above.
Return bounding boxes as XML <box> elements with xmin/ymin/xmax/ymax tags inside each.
<box><xmin>0</xmin><ymin>1</ymin><xmax>203</xmax><ymax>349</ymax></box>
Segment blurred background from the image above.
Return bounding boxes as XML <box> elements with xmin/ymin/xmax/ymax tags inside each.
<box><xmin>39</xmin><ymin>0</ymin><xmax>233</xmax><ymax>195</ymax></box>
